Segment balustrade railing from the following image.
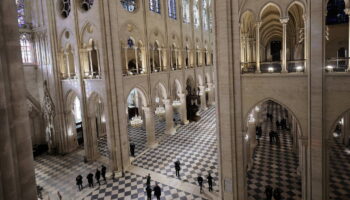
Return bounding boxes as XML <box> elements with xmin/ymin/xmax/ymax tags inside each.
<box><xmin>260</xmin><ymin>61</ymin><xmax>282</xmax><ymax>73</ymax></box>
<box><xmin>325</xmin><ymin>57</ymin><xmax>349</xmax><ymax>72</ymax></box>
<box><xmin>287</xmin><ymin>60</ymin><xmax>305</xmax><ymax>73</ymax></box>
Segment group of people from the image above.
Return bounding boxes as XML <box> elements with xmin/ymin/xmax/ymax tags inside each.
<box><xmin>197</xmin><ymin>173</ymin><xmax>214</xmax><ymax>193</ymax></box>
<box><xmin>145</xmin><ymin>174</ymin><xmax>162</xmax><ymax>200</ymax></box>
<box><xmin>174</xmin><ymin>159</ymin><xmax>214</xmax><ymax>193</ymax></box>
<box><xmin>276</xmin><ymin>118</ymin><xmax>288</xmax><ymax>130</ymax></box>
<box><xmin>76</xmin><ymin>165</ymin><xmax>107</xmax><ymax>191</ymax></box>
<box><xmin>269</xmin><ymin>130</ymin><xmax>280</xmax><ymax>145</ymax></box>
<box><xmin>265</xmin><ymin>185</ymin><xmax>282</xmax><ymax>200</ymax></box>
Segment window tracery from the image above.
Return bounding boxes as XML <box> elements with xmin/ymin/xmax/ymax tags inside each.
<box><xmin>202</xmin><ymin>0</ymin><xmax>208</xmax><ymax>30</ymax></box>
<box><xmin>150</xmin><ymin>0</ymin><xmax>161</xmax><ymax>14</ymax></box>
<box><xmin>15</xmin><ymin>0</ymin><xmax>25</xmax><ymax>27</ymax></box>
<box><xmin>60</xmin><ymin>0</ymin><xmax>71</xmax><ymax>18</ymax></box>
<box><xmin>182</xmin><ymin>0</ymin><xmax>190</xmax><ymax>23</ymax></box>
<box><xmin>81</xmin><ymin>0</ymin><xmax>94</xmax><ymax>11</ymax></box>
<box><xmin>168</xmin><ymin>0</ymin><xmax>177</xmax><ymax>19</ymax></box>
<box><xmin>193</xmin><ymin>0</ymin><xmax>200</xmax><ymax>28</ymax></box>
<box><xmin>20</xmin><ymin>33</ymin><xmax>34</xmax><ymax>63</ymax></box>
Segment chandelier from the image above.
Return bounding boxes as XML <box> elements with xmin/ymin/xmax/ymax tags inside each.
<box><xmin>130</xmin><ymin>115</ymin><xmax>143</xmax><ymax>127</ymax></box>
<box><xmin>172</xmin><ymin>100</ymin><xmax>181</xmax><ymax>109</ymax></box>
<box><xmin>155</xmin><ymin>106</ymin><xmax>165</xmax><ymax>116</ymax></box>
<box><xmin>205</xmin><ymin>87</ymin><xmax>210</xmax><ymax>93</ymax></box>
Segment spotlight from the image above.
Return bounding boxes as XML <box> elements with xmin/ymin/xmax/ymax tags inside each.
<box><xmin>296</xmin><ymin>66</ymin><xmax>303</xmax><ymax>72</ymax></box>
<box><xmin>268</xmin><ymin>67</ymin><xmax>274</xmax><ymax>73</ymax></box>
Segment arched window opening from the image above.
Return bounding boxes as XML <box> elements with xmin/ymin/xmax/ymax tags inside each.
<box><xmin>63</xmin><ymin>45</ymin><xmax>76</xmax><ymax>79</ymax></box>
<box><xmin>202</xmin><ymin>0</ymin><xmax>209</xmax><ymax>30</ymax></box>
<box><xmin>168</xmin><ymin>0</ymin><xmax>177</xmax><ymax>19</ymax></box>
<box><xmin>20</xmin><ymin>33</ymin><xmax>34</xmax><ymax>64</ymax></box>
<box><xmin>193</xmin><ymin>0</ymin><xmax>200</xmax><ymax>28</ymax></box>
<box><xmin>171</xmin><ymin>44</ymin><xmax>178</xmax><ymax>70</ymax></box>
<box><xmin>150</xmin><ymin>0</ymin><xmax>161</xmax><ymax>14</ymax></box>
<box><xmin>151</xmin><ymin>42</ymin><xmax>162</xmax><ymax>72</ymax></box>
<box><xmin>85</xmin><ymin>40</ymin><xmax>100</xmax><ymax>79</ymax></box>
<box><xmin>182</xmin><ymin>0</ymin><xmax>190</xmax><ymax>23</ymax></box>
<box><xmin>123</xmin><ymin>37</ymin><xmax>145</xmax><ymax>76</ymax></box>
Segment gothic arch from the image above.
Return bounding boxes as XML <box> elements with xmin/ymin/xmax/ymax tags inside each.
<box><xmin>259</xmin><ymin>2</ymin><xmax>283</xmax><ymax>20</ymax></box>
<box><xmin>125</xmin><ymin>86</ymin><xmax>149</xmax><ymax>107</ymax></box>
<box><xmin>152</xmin><ymin>81</ymin><xmax>168</xmax><ymax>100</ymax></box>
<box><xmin>243</xmin><ymin>97</ymin><xmax>303</xmax><ymax>138</ymax></box>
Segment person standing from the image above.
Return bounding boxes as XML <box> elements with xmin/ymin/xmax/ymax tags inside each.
<box><xmin>197</xmin><ymin>175</ymin><xmax>204</xmax><ymax>193</ymax></box>
<box><xmin>265</xmin><ymin>185</ymin><xmax>273</xmax><ymax>200</ymax></box>
<box><xmin>153</xmin><ymin>184</ymin><xmax>162</xmax><ymax>200</ymax></box>
<box><xmin>76</xmin><ymin>175</ymin><xmax>83</xmax><ymax>191</ymax></box>
<box><xmin>174</xmin><ymin>160</ymin><xmax>181</xmax><ymax>178</ymax></box>
<box><xmin>130</xmin><ymin>142</ymin><xmax>136</xmax><ymax>157</ymax></box>
<box><xmin>146</xmin><ymin>185</ymin><xmax>152</xmax><ymax>200</ymax></box>
<box><xmin>87</xmin><ymin>173</ymin><xmax>94</xmax><ymax>188</ymax></box>
<box><xmin>146</xmin><ymin>174</ymin><xmax>151</xmax><ymax>187</ymax></box>
<box><xmin>57</xmin><ymin>191</ymin><xmax>62</xmax><ymax>200</ymax></box>
<box><xmin>207</xmin><ymin>173</ymin><xmax>213</xmax><ymax>192</ymax></box>
<box><xmin>101</xmin><ymin>165</ymin><xmax>107</xmax><ymax>183</ymax></box>
<box><xmin>95</xmin><ymin>169</ymin><xmax>101</xmax><ymax>186</ymax></box>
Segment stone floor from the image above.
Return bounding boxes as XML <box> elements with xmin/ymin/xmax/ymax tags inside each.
<box><xmin>34</xmin><ymin>106</ymin><xmax>218</xmax><ymax>199</ymax></box>
<box><xmin>247</xmin><ymin>102</ymin><xmax>302</xmax><ymax>200</ymax></box>
<box><xmin>329</xmin><ymin>138</ymin><xmax>350</xmax><ymax>200</ymax></box>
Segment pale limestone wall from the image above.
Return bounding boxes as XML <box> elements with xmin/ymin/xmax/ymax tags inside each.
<box><xmin>241</xmin><ymin>74</ymin><xmax>308</xmax><ymax>136</ymax></box>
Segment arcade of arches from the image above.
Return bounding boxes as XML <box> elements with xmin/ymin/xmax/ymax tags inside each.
<box><xmin>2</xmin><ymin>0</ymin><xmax>350</xmax><ymax>200</ymax></box>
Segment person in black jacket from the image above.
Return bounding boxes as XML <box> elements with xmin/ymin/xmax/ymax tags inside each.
<box><xmin>174</xmin><ymin>160</ymin><xmax>181</xmax><ymax>178</ymax></box>
<box><xmin>146</xmin><ymin>185</ymin><xmax>152</xmax><ymax>200</ymax></box>
<box><xmin>76</xmin><ymin>175</ymin><xmax>83</xmax><ymax>191</ymax></box>
<box><xmin>207</xmin><ymin>173</ymin><xmax>213</xmax><ymax>192</ymax></box>
<box><xmin>153</xmin><ymin>184</ymin><xmax>161</xmax><ymax>200</ymax></box>
<box><xmin>265</xmin><ymin>185</ymin><xmax>273</xmax><ymax>200</ymax></box>
<box><xmin>101</xmin><ymin>165</ymin><xmax>107</xmax><ymax>183</ymax></box>
<box><xmin>130</xmin><ymin>142</ymin><xmax>135</xmax><ymax>157</ymax></box>
<box><xmin>197</xmin><ymin>175</ymin><xmax>204</xmax><ymax>193</ymax></box>
<box><xmin>95</xmin><ymin>169</ymin><xmax>101</xmax><ymax>186</ymax></box>
<box><xmin>146</xmin><ymin>174</ymin><xmax>151</xmax><ymax>187</ymax></box>
<box><xmin>87</xmin><ymin>173</ymin><xmax>94</xmax><ymax>188</ymax></box>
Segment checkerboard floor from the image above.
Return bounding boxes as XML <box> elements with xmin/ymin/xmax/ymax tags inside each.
<box><xmin>132</xmin><ymin>106</ymin><xmax>219</xmax><ymax>192</ymax></box>
<box><xmin>34</xmin><ymin>150</ymin><xmax>105</xmax><ymax>200</ymax></box>
<box><xmin>98</xmin><ymin>135</ymin><xmax>110</xmax><ymax>158</ymax></box>
<box><xmin>247</xmin><ymin>102</ymin><xmax>301</xmax><ymax>200</ymax></box>
<box><xmin>329</xmin><ymin>138</ymin><xmax>350</xmax><ymax>200</ymax></box>
<box><xmin>85</xmin><ymin>172</ymin><xmax>206</xmax><ymax>200</ymax></box>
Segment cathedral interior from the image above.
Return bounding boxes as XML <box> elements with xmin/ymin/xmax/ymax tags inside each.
<box><xmin>1</xmin><ymin>0</ymin><xmax>350</xmax><ymax>200</ymax></box>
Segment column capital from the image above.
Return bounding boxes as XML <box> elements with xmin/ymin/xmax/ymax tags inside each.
<box><xmin>255</xmin><ymin>21</ymin><xmax>262</xmax><ymax>27</ymax></box>
<box><xmin>280</xmin><ymin>17</ymin><xmax>289</xmax><ymax>24</ymax></box>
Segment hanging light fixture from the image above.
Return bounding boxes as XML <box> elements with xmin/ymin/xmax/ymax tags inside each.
<box><xmin>130</xmin><ymin>115</ymin><xmax>143</xmax><ymax>127</ymax></box>
<box><xmin>172</xmin><ymin>99</ymin><xmax>181</xmax><ymax>109</ymax></box>
<box><xmin>155</xmin><ymin>106</ymin><xmax>165</xmax><ymax>116</ymax></box>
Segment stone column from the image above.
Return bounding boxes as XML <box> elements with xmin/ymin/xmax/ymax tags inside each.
<box><xmin>247</xmin><ymin>121</ymin><xmax>256</xmax><ymax>170</ymax></box>
<box><xmin>134</xmin><ymin>47</ymin><xmax>139</xmax><ymax>74</ymax></box>
<box><xmin>163</xmin><ymin>99</ymin><xmax>176</xmax><ymax>135</ymax></box>
<box><xmin>298</xmin><ymin>137</ymin><xmax>308</xmax><ymax>200</ymax></box>
<box><xmin>88</xmin><ymin>50</ymin><xmax>93</xmax><ymax>77</ymax></box>
<box><xmin>199</xmin><ymin>85</ymin><xmax>208</xmax><ymax>110</ymax></box>
<box><xmin>256</xmin><ymin>21</ymin><xmax>261</xmax><ymax>73</ymax></box>
<box><xmin>143</xmin><ymin>107</ymin><xmax>156</xmax><ymax>147</ymax></box>
<box><xmin>178</xmin><ymin>93</ymin><xmax>189</xmax><ymax>124</ymax></box>
<box><xmin>280</xmin><ymin>17</ymin><xmax>289</xmax><ymax>73</ymax></box>
<box><xmin>207</xmin><ymin>83</ymin><xmax>214</xmax><ymax>105</ymax></box>
<box><xmin>303</xmin><ymin>14</ymin><xmax>308</xmax><ymax>73</ymax></box>
<box><xmin>343</xmin><ymin>112</ymin><xmax>350</xmax><ymax>146</ymax></box>
<box><xmin>345</xmin><ymin>9</ymin><xmax>350</xmax><ymax>71</ymax></box>
<box><xmin>0</xmin><ymin>0</ymin><xmax>37</xmax><ymax>198</ymax></box>
<box><xmin>124</xmin><ymin>47</ymin><xmax>128</xmax><ymax>74</ymax></box>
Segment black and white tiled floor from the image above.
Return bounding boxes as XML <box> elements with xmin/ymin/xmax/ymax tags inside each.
<box><xmin>132</xmin><ymin>107</ymin><xmax>219</xmax><ymax>192</ymax></box>
<box><xmin>247</xmin><ymin>102</ymin><xmax>301</xmax><ymax>200</ymax></box>
<box><xmin>330</xmin><ymin>138</ymin><xmax>350</xmax><ymax>200</ymax></box>
<box><xmin>98</xmin><ymin>135</ymin><xmax>110</xmax><ymax>158</ymax></box>
<box><xmin>86</xmin><ymin>172</ymin><xmax>205</xmax><ymax>200</ymax></box>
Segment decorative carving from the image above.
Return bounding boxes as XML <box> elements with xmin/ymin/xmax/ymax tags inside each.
<box><xmin>127</xmin><ymin>24</ymin><xmax>133</xmax><ymax>32</ymax></box>
<box><xmin>42</xmin><ymin>81</ymin><xmax>56</xmax><ymax>153</ymax></box>
<box><xmin>60</xmin><ymin>0</ymin><xmax>71</xmax><ymax>18</ymax></box>
<box><xmin>81</xmin><ymin>0</ymin><xmax>94</xmax><ymax>11</ymax></box>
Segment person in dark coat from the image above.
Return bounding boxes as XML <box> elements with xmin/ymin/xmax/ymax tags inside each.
<box><xmin>207</xmin><ymin>173</ymin><xmax>213</xmax><ymax>192</ymax></box>
<box><xmin>153</xmin><ymin>184</ymin><xmax>161</xmax><ymax>200</ymax></box>
<box><xmin>197</xmin><ymin>175</ymin><xmax>204</xmax><ymax>193</ymax></box>
<box><xmin>269</xmin><ymin>130</ymin><xmax>273</xmax><ymax>144</ymax></box>
<box><xmin>273</xmin><ymin>188</ymin><xmax>282</xmax><ymax>200</ymax></box>
<box><xmin>174</xmin><ymin>160</ymin><xmax>181</xmax><ymax>178</ymax></box>
<box><xmin>87</xmin><ymin>173</ymin><xmax>94</xmax><ymax>188</ymax></box>
<box><xmin>146</xmin><ymin>174</ymin><xmax>151</xmax><ymax>187</ymax></box>
<box><xmin>146</xmin><ymin>185</ymin><xmax>152</xmax><ymax>200</ymax></box>
<box><xmin>95</xmin><ymin>169</ymin><xmax>101</xmax><ymax>186</ymax></box>
<box><xmin>101</xmin><ymin>165</ymin><xmax>107</xmax><ymax>183</ymax></box>
<box><xmin>265</xmin><ymin>185</ymin><xmax>273</xmax><ymax>200</ymax></box>
<box><xmin>276</xmin><ymin>120</ymin><xmax>280</xmax><ymax>130</ymax></box>
<box><xmin>130</xmin><ymin>142</ymin><xmax>135</xmax><ymax>157</ymax></box>
<box><xmin>76</xmin><ymin>175</ymin><xmax>83</xmax><ymax>191</ymax></box>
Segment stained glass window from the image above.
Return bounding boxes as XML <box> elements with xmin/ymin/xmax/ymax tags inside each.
<box><xmin>193</xmin><ymin>0</ymin><xmax>200</xmax><ymax>28</ymax></box>
<box><xmin>20</xmin><ymin>33</ymin><xmax>33</xmax><ymax>63</ymax></box>
<box><xmin>150</xmin><ymin>0</ymin><xmax>161</xmax><ymax>14</ymax></box>
<box><xmin>16</xmin><ymin>0</ymin><xmax>25</xmax><ymax>27</ymax></box>
<box><xmin>182</xmin><ymin>0</ymin><xmax>190</xmax><ymax>23</ymax></box>
<box><xmin>202</xmin><ymin>0</ymin><xmax>208</xmax><ymax>30</ymax></box>
<box><xmin>168</xmin><ymin>0</ymin><xmax>177</xmax><ymax>19</ymax></box>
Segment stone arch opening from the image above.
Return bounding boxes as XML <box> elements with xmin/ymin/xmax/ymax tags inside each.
<box><xmin>328</xmin><ymin>108</ymin><xmax>350</xmax><ymax>199</ymax></box>
<box><xmin>244</xmin><ymin>99</ymin><xmax>303</xmax><ymax>200</ymax></box>
<box><xmin>88</xmin><ymin>92</ymin><xmax>108</xmax><ymax>159</ymax></box>
<box><xmin>65</xmin><ymin>91</ymin><xmax>82</xmax><ymax>153</ymax></box>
